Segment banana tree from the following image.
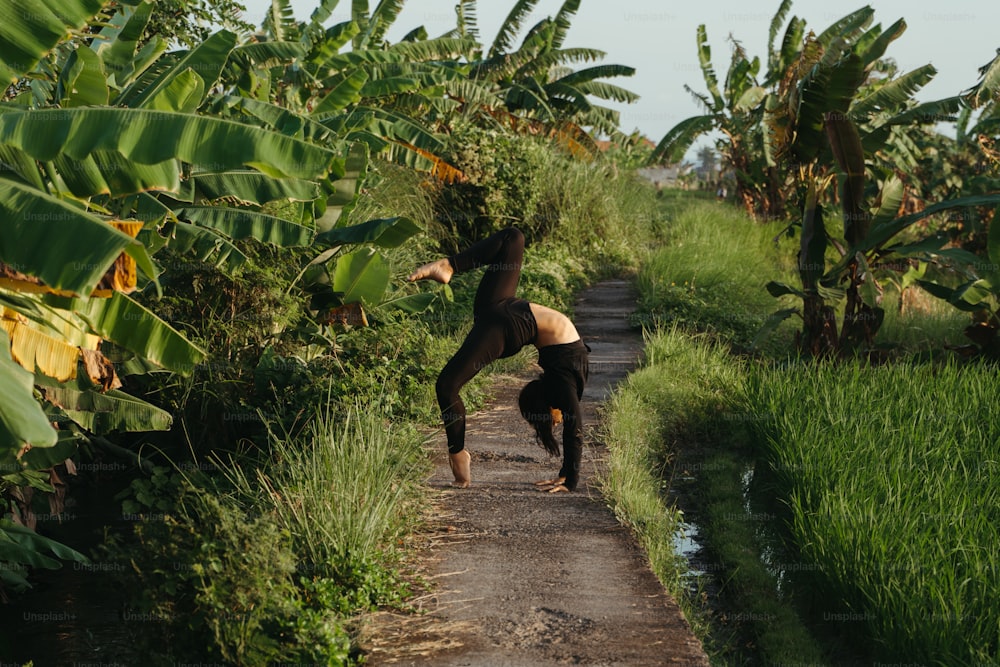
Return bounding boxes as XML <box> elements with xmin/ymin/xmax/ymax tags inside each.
<box><xmin>650</xmin><ymin>0</ymin><xmax>799</xmax><ymax>219</ymax></box>
<box><xmin>468</xmin><ymin>0</ymin><xmax>637</xmax><ymax>142</ymax></box>
<box><xmin>759</xmin><ymin>8</ymin><xmax>1000</xmax><ymax>355</ymax></box>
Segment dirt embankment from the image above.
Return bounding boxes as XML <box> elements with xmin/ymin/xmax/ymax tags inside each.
<box><xmin>363</xmin><ymin>280</ymin><xmax>710</xmax><ymax>666</ymax></box>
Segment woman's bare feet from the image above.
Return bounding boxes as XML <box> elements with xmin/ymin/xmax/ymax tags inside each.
<box><xmin>408</xmin><ymin>258</ymin><xmax>453</xmax><ymax>284</ymax></box>
<box><xmin>448</xmin><ymin>449</ymin><xmax>471</xmax><ymax>488</ymax></box>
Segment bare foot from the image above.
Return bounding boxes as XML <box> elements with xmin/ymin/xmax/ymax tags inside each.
<box><xmin>449</xmin><ymin>450</ymin><xmax>471</xmax><ymax>488</ymax></box>
<box><xmin>408</xmin><ymin>258</ymin><xmax>453</xmax><ymax>284</ymax></box>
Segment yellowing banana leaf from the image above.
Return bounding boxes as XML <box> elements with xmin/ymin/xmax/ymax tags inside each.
<box><xmin>44</xmin><ymin>292</ymin><xmax>206</xmax><ymax>373</ymax></box>
<box><xmin>92</xmin><ymin>220</ymin><xmax>144</xmax><ymax>297</ymax></box>
<box><xmin>0</xmin><ymin>0</ymin><xmax>108</xmax><ymax>87</ymax></box>
<box><xmin>1</xmin><ymin>317</ymin><xmax>80</xmax><ymax>382</ymax></box>
<box><xmin>0</xmin><ymin>180</ymin><xmax>136</xmax><ymax>295</ymax></box>
<box><xmin>0</xmin><ymin>330</ymin><xmax>57</xmax><ymax>455</ymax></box>
<box><xmin>0</xmin><ymin>108</ymin><xmax>344</xmax><ymax>181</ymax></box>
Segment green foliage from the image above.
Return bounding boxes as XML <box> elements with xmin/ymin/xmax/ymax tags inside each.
<box><xmin>105</xmin><ymin>475</ymin><xmax>352</xmax><ymax>665</ymax></box>
<box><xmin>636</xmin><ymin>198</ymin><xmax>798</xmax><ymax>352</ymax></box>
<box><xmin>429</xmin><ymin>124</ymin><xmax>555</xmax><ymax>246</ymax></box>
<box><xmin>218</xmin><ymin>396</ymin><xmax>430</xmax><ymax>585</ymax></box>
<box><xmin>143</xmin><ymin>0</ymin><xmax>254</xmax><ymax>48</ymax></box>
<box><xmin>600</xmin><ymin>326</ymin><xmax>827</xmax><ymax>665</ymax></box>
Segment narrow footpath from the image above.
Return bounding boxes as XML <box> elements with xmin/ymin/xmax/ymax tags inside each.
<box><xmin>363</xmin><ymin>280</ymin><xmax>710</xmax><ymax>666</ymax></box>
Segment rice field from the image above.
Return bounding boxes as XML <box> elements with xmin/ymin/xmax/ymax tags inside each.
<box><xmin>741</xmin><ymin>360</ymin><xmax>1000</xmax><ymax>664</ymax></box>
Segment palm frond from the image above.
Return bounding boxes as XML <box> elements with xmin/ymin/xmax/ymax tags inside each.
<box><xmin>456</xmin><ymin>0</ymin><xmax>479</xmax><ymax>41</ymax></box>
<box><xmin>490</xmin><ymin>0</ymin><xmax>542</xmax><ymax>58</ymax></box>
<box><xmin>695</xmin><ymin>24</ymin><xmax>724</xmax><ymax>113</ymax></box>
<box><xmin>551</xmin><ymin>0</ymin><xmax>581</xmax><ymax>49</ymax></box>
<box><xmin>262</xmin><ymin>0</ymin><xmax>299</xmax><ymax>42</ymax></box>
<box><xmin>852</xmin><ymin>64</ymin><xmax>937</xmax><ymax>124</ymax></box>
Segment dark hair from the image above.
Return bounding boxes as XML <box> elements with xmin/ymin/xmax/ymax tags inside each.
<box><xmin>519</xmin><ymin>379</ymin><xmax>559</xmax><ymax>456</ymax></box>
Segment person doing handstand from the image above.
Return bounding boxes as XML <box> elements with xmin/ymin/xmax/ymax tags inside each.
<box><xmin>408</xmin><ymin>227</ymin><xmax>590</xmax><ymax>493</ymax></box>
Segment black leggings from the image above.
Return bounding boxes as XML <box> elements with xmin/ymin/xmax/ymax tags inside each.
<box><xmin>436</xmin><ymin>228</ymin><xmax>534</xmax><ymax>454</ymax></box>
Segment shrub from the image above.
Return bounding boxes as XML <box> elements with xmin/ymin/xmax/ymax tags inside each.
<box><xmin>105</xmin><ymin>473</ymin><xmax>351</xmax><ymax>665</ymax></box>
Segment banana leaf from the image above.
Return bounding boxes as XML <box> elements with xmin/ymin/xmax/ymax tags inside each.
<box><xmin>650</xmin><ymin>115</ymin><xmax>714</xmax><ymax>165</ymax></box>
<box><xmin>0</xmin><ymin>330</ymin><xmax>57</xmax><ymax>455</ymax></box>
<box><xmin>0</xmin><ymin>179</ymin><xmax>136</xmax><ymax>295</ymax></box>
<box><xmin>0</xmin><ymin>519</ymin><xmax>89</xmax><ymax>568</ymax></box>
<box><xmin>94</xmin><ymin>0</ymin><xmax>156</xmax><ymax>85</ymax></box>
<box><xmin>193</xmin><ymin>170</ymin><xmax>321</xmax><ymax>205</ymax></box>
<box><xmin>0</xmin><ymin>0</ymin><xmax>107</xmax><ymax>87</ymax></box>
<box><xmin>0</xmin><ymin>108</ymin><xmax>344</xmax><ymax>180</ymax></box>
<box><xmin>123</xmin><ymin>30</ymin><xmax>236</xmax><ymax>110</ymax></box>
<box><xmin>312</xmin><ymin>69</ymin><xmax>370</xmax><ymax>117</ymax></box>
<box><xmin>332</xmin><ymin>248</ymin><xmax>390</xmax><ymax>305</ymax></box>
<box><xmin>43</xmin><ymin>292</ymin><xmax>206</xmax><ymax>373</ymax></box>
<box><xmin>43</xmin><ymin>385</ymin><xmax>172</xmax><ymax>433</ymax></box>
<box><xmin>173</xmin><ymin>206</ymin><xmax>313</xmax><ymax>247</ymax></box>
<box><xmin>18</xmin><ymin>431</ymin><xmax>81</xmax><ymax>472</ymax></box>
<box><xmin>315</xmin><ymin>216</ymin><xmax>420</xmax><ymax>249</ymax></box>
<box><xmin>57</xmin><ymin>44</ymin><xmax>110</xmax><ymax>107</ymax></box>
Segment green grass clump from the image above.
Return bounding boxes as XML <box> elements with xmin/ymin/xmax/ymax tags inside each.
<box><xmin>742</xmin><ymin>360</ymin><xmax>1000</xmax><ymax>664</ymax></box>
<box><xmin>636</xmin><ymin>198</ymin><xmax>798</xmax><ymax>352</ymax></box>
<box><xmin>221</xmin><ymin>394</ymin><xmax>431</xmax><ymax>599</ymax></box>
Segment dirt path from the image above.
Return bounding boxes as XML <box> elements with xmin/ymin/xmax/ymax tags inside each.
<box><xmin>363</xmin><ymin>280</ymin><xmax>709</xmax><ymax>666</ymax></box>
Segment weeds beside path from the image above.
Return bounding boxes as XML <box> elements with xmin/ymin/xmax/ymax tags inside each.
<box><xmin>362</xmin><ymin>280</ymin><xmax>709</xmax><ymax>666</ymax></box>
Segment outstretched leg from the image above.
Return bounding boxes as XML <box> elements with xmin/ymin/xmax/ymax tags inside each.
<box><xmin>435</xmin><ymin>322</ymin><xmax>505</xmax><ymax>484</ymax></box>
<box><xmin>448</xmin><ymin>227</ymin><xmax>526</xmax><ymax>315</ymax></box>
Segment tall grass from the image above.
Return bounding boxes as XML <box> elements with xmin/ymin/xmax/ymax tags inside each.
<box><xmin>539</xmin><ymin>155</ymin><xmax>662</xmax><ymax>277</ymax></box>
<box><xmin>636</xmin><ymin>199</ymin><xmax>798</xmax><ymax>351</ymax></box>
<box><xmin>220</xmin><ymin>394</ymin><xmax>431</xmax><ymax>582</ymax></box>
<box><xmin>743</xmin><ymin>360</ymin><xmax>1000</xmax><ymax>664</ymax></box>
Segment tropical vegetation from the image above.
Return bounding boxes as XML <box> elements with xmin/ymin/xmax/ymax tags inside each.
<box><xmin>3</xmin><ymin>0</ymin><xmax>1000</xmax><ymax>664</ymax></box>
<box><xmin>0</xmin><ymin>0</ymin><xmax>652</xmax><ymax>661</ymax></box>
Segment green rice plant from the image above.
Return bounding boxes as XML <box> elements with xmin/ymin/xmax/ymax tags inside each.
<box><xmin>742</xmin><ymin>360</ymin><xmax>1000</xmax><ymax>664</ymax></box>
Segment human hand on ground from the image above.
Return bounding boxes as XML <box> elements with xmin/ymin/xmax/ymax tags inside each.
<box><xmin>534</xmin><ymin>477</ymin><xmax>568</xmax><ymax>493</ymax></box>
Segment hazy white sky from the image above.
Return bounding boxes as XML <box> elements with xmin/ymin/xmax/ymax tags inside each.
<box><xmin>239</xmin><ymin>1</ymin><xmax>1000</xmax><ymax>150</ymax></box>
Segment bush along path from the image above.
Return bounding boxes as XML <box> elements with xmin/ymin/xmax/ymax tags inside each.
<box><xmin>363</xmin><ymin>280</ymin><xmax>709</xmax><ymax>666</ymax></box>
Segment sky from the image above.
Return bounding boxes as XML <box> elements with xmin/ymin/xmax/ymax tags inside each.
<box><xmin>238</xmin><ymin>1</ymin><xmax>1000</xmax><ymax>157</ymax></box>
